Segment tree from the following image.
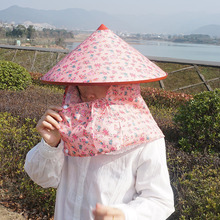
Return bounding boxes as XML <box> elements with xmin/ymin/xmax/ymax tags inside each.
<box><xmin>27</xmin><ymin>25</ymin><xmax>35</xmax><ymax>39</ymax></box>
<box><xmin>55</xmin><ymin>37</ymin><xmax>65</xmax><ymax>47</ymax></box>
<box><xmin>0</xmin><ymin>27</ymin><xmax>6</xmax><ymax>38</ymax></box>
<box><xmin>7</xmin><ymin>25</ymin><xmax>27</xmax><ymax>38</ymax></box>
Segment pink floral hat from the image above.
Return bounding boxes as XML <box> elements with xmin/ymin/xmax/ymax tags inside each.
<box><xmin>41</xmin><ymin>24</ymin><xmax>167</xmax><ymax>85</ymax></box>
<box><xmin>41</xmin><ymin>24</ymin><xmax>166</xmax><ymax>157</ymax></box>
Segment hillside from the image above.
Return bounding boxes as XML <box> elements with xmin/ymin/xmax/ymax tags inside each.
<box><xmin>192</xmin><ymin>24</ymin><xmax>220</xmax><ymax>37</ymax></box>
<box><xmin>1</xmin><ymin>5</ymin><xmax>220</xmax><ymax>35</ymax></box>
<box><xmin>0</xmin><ymin>5</ymin><xmax>129</xmax><ymax>31</ymax></box>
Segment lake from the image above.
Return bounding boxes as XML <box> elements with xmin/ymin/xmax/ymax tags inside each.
<box><xmin>66</xmin><ymin>40</ymin><xmax>220</xmax><ymax>63</ymax></box>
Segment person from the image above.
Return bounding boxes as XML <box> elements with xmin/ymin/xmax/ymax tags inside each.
<box><xmin>24</xmin><ymin>24</ymin><xmax>175</xmax><ymax>220</ymax></box>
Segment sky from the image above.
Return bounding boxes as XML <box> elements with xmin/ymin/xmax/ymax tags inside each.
<box><xmin>1</xmin><ymin>0</ymin><xmax>220</xmax><ymax>15</ymax></box>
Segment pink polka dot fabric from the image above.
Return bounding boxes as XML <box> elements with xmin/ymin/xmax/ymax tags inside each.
<box><xmin>59</xmin><ymin>84</ymin><xmax>164</xmax><ymax>157</ymax></box>
<box><xmin>41</xmin><ymin>24</ymin><xmax>167</xmax><ymax>85</ymax></box>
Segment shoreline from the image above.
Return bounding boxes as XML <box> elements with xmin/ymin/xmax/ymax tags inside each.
<box><xmin>1</xmin><ymin>33</ymin><xmax>220</xmax><ymax>51</ymax></box>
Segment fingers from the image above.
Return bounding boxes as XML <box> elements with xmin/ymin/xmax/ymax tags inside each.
<box><xmin>48</xmin><ymin>105</ymin><xmax>63</xmax><ymax>112</ymax></box>
<box><xmin>44</xmin><ymin>109</ymin><xmax>62</xmax><ymax>128</ymax></box>
<box><xmin>42</xmin><ymin>116</ymin><xmax>60</xmax><ymax>130</ymax></box>
<box><xmin>36</xmin><ymin>106</ymin><xmax>63</xmax><ymax>147</ymax></box>
<box><xmin>37</xmin><ymin>106</ymin><xmax>63</xmax><ymax>130</ymax></box>
<box><xmin>46</xmin><ymin>106</ymin><xmax>63</xmax><ymax>121</ymax></box>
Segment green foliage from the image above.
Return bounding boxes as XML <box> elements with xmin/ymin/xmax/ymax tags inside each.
<box><xmin>0</xmin><ymin>112</ymin><xmax>39</xmax><ymax>178</ymax></box>
<box><xmin>0</xmin><ymin>112</ymin><xmax>56</xmax><ymax>218</ymax></box>
<box><xmin>167</xmin><ymin>148</ymin><xmax>220</xmax><ymax>220</ymax></box>
<box><xmin>149</xmin><ymin>105</ymin><xmax>179</xmax><ymax>142</ymax></box>
<box><xmin>6</xmin><ymin>25</ymin><xmax>27</xmax><ymax>38</ymax></box>
<box><xmin>55</xmin><ymin>37</ymin><xmax>65</xmax><ymax>47</ymax></box>
<box><xmin>4</xmin><ymin>25</ymin><xmax>74</xmax><ymax>42</ymax></box>
<box><xmin>178</xmin><ymin>165</ymin><xmax>220</xmax><ymax>220</ymax></box>
<box><xmin>174</xmin><ymin>89</ymin><xmax>220</xmax><ymax>153</ymax></box>
<box><xmin>29</xmin><ymin>72</ymin><xmax>65</xmax><ymax>92</ymax></box>
<box><xmin>26</xmin><ymin>25</ymin><xmax>36</xmax><ymax>39</ymax></box>
<box><xmin>0</xmin><ymin>60</ymin><xmax>32</xmax><ymax>90</ymax></box>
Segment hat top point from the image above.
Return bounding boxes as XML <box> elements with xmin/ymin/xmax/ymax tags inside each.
<box><xmin>97</xmin><ymin>24</ymin><xmax>108</xmax><ymax>30</ymax></box>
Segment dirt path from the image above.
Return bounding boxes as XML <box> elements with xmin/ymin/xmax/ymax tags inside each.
<box><xmin>0</xmin><ymin>205</ymin><xmax>25</xmax><ymax>220</ymax></box>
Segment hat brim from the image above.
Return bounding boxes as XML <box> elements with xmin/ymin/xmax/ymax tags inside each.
<box><xmin>41</xmin><ymin>73</ymin><xmax>167</xmax><ymax>86</ymax></box>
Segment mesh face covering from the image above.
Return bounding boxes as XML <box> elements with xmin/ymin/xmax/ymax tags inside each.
<box><xmin>58</xmin><ymin>84</ymin><xmax>164</xmax><ymax>157</ymax></box>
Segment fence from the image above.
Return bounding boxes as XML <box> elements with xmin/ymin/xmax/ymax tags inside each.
<box><xmin>0</xmin><ymin>44</ymin><xmax>219</xmax><ymax>94</ymax></box>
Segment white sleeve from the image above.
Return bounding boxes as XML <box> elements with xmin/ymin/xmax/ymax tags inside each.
<box><xmin>24</xmin><ymin>138</ymin><xmax>65</xmax><ymax>189</ymax></box>
<box><xmin>114</xmin><ymin>138</ymin><xmax>175</xmax><ymax>220</ymax></box>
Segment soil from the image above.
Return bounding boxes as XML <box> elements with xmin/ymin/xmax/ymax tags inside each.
<box><xmin>0</xmin><ymin>205</ymin><xmax>25</xmax><ymax>220</ymax></box>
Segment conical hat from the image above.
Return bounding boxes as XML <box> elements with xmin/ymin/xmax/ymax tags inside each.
<box><xmin>41</xmin><ymin>24</ymin><xmax>167</xmax><ymax>85</ymax></box>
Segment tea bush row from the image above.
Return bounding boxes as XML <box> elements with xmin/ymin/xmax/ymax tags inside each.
<box><xmin>174</xmin><ymin>89</ymin><xmax>220</xmax><ymax>153</ymax></box>
<box><xmin>178</xmin><ymin>165</ymin><xmax>219</xmax><ymax>220</ymax></box>
<box><xmin>141</xmin><ymin>86</ymin><xmax>193</xmax><ymax>108</ymax></box>
<box><xmin>0</xmin><ymin>85</ymin><xmax>63</xmax><ymax>122</ymax></box>
<box><xmin>140</xmin><ymin>87</ymin><xmax>193</xmax><ymax>143</ymax></box>
<box><xmin>0</xmin><ymin>112</ymin><xmax>56</xmax><ymax>218</ymax></box>
<box><xmin>167</xmin><ymin>146</ymin><xmax>220</xmax><ymax>220</ymax></box>
<box><xmin>0</xmin><ymin>61</ymin><xmax>32</xmax><ymax>90</ymax></box>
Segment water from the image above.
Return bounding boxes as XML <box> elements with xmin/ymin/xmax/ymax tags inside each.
<box><xmin>66</xmin><ymin>41</ymin><xmax>220</xmax><ymax>63</ymax></box>
<box><xmin>132</xmin><ymin>41</ymin><xmax>220</xmax><ymax>63</ymax></box>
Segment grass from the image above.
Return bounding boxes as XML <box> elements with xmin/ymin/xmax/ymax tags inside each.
<box><xmin>133</xmin><ymin>61</ymin><xmax>219</xmax><ymax>94</ymax></box>
<box><xmin>200</xmin><ymin>66</ymin><xmax>220</xmax><ymax>80</ymax></box>
<box><xmin>0</xmin><ymin>49</ymin><xmax>15</xmax><ymax>61</ymax></box>
<box><xmin>13</xmin><ymin>50</ymin><xmax>35</xmax><ymax>69</ymax></box>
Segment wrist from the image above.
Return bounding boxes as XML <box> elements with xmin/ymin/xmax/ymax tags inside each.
<box><xmin>51</xmin><ymin>141</ymin><xmax>61</xmax><ymax>148</ymax></box>
<box><xmin>45</xmin><ymin>139</ymin><xmax>61</xmax><ymax>148</ymax></box>
<box><xmin>39</xmin><ymin>139</ymin><xmax>64</xmax><ymax>159</ymax></box>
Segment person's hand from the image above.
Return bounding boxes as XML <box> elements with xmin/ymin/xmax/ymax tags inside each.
<box><xmin>93</xmin><ymin>203</ymin><xmax>125</xmax><ymax>220</ymax></box>
<box><xmin>36</xmin><ymin>106</ymin><xmax>63</xmax><ymax>147</ymax></box>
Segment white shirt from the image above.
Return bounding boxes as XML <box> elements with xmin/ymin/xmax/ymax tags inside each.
<box><xmin>24</xmin><ymin>138</ymin><xmax>174</xmax><ymax>220</ymax></box>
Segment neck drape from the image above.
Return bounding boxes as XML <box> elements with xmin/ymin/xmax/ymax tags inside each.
<box><xmin>59</xmin><ymin>84</ymin><xmax>164</xmax><ymax>157</ymax></box>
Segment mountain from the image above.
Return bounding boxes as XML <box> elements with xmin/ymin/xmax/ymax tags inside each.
<box><xmin>0</xmin><ymin>5</ymin><xmax>131</xmax><ymax>31</ymax></box>
<box><xmin>1</xmin><ymin>5</ymin><xmax>220</xmax><ymax>35</ymax></box>
<box><xmin>192</xmin><ymin>25</ymin><xmax>220</xmax><ymax>37</ymax></box>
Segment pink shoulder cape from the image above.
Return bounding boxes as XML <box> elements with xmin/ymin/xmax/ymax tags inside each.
<box><xmin>59</xmin><ymin>84</ymin><xmax>164</xmax><ymax>157</ymax></box>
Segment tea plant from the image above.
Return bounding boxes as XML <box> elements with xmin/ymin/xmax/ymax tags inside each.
<box><xmin>0</xmin><ymin>112</ymin><xmax>39</xmax><ymax>178</ymax></box>
<box><xmin>0</xmin><ymin>112</ymin><xmax>56</xmax><ymax>218</ymax></box>
<box><xmin>178</xmin><ymin>165</ymin><xmax>220</xmax><ymax>220</ymax></box>
<box><xmin>0</xmin><ymin>60</ymin><xmax>32</xmax><ymax>90</ymax></box>
<box><xmin>174</xmin><ymin>89</ymin><xmax>220</xmax><ymax>153</ymax></box>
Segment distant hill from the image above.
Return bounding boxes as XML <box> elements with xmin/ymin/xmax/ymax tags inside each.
<box><xmin>1</xmin><ymin>5</ymin><xmax>220</xmax><ymax>35</ymax></box>
<box><xmin>192</xmin><ymin>25</ymin><xmax>220</xmax><ymax>37</ymax></box>
<box><xmin>0</xmin><ymin>5</ymin><xmax>130</xmax><ymax>31</ymax></box>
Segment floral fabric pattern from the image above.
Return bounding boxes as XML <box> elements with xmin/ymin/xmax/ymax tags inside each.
<box><xmin>59</xmin><ymin>84</ymin><xmax>164</xmax><ymax>157</ymax></box>
<box><xmin>41</xmin><ymin>27</ymin><xmax>167</xmax><ymax>85</ymax></box>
